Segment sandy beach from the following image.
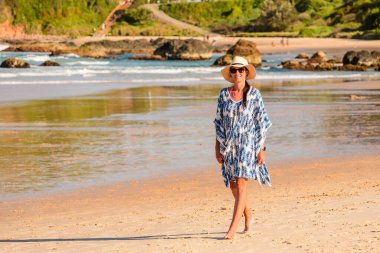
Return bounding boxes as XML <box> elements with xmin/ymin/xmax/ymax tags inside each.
<box><xmin>1</xmin><ymin>34</ymin><xmax>380</xmax><ymax>252</ymax></box>
<box><xmin>1</xmin><ymin>155</ymin><xmax>379</xmax><ymax>252</ymax></box>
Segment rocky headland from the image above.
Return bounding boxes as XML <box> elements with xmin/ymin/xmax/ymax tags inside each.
<box><xmin>281</xmin><ymin>50</ymin><xmax>380</xmax><ymax>71</ymax></box>
<box><xmin>1</xmin><ymin>37</ymin><xmax>380</xmax><ymax>71</ymax></box>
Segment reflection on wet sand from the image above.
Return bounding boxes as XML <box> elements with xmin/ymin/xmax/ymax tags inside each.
<box><xmin>0</xmin><ymin>81</ymin><xmax>379</xmax><ymax>199</ymax></box>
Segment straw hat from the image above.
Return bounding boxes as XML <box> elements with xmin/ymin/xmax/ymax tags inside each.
<box><xmin>221</xmin><ymin>56</ymin><xmax>256</xmax><ymax>83</ymax></box>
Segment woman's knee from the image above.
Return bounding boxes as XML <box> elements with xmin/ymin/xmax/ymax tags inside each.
<box><xmin>235</xmin><ymin>178</ymin><xmax>247</xmax><ymax>191</ymax></box>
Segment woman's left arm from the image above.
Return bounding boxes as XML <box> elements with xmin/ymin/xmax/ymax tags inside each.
<box><xmin>254</xmin><ymin>90</ymin><xmax>272</xmax><ymax>164</ymax></box>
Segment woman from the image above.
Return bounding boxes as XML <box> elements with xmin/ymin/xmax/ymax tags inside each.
<box><xmin>214</xmin><ymin>56</ymin><xmax>272</xmax><ymax>239</ymax></box>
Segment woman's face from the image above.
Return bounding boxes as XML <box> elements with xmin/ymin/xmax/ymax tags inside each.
<box><xmin>230</xmin><ymin>67</ymin><xmax>247</xmax><ymax>84</ymax></box>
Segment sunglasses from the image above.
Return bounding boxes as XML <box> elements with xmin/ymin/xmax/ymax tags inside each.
<box><xmin>229</xmin><ymin>67</ymin><xmax>246</xmax><ymax>74</ymax></box>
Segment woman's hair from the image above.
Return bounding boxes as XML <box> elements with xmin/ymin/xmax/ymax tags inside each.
<box><xmin>243</xmin><ymin>67</ymin><xmax>250</xmax><ymax>107</ymax></box>
<box><xmin>243</xmin><ymin>81</ymin><xmax>250</xmax><ymax>107</ymax></box>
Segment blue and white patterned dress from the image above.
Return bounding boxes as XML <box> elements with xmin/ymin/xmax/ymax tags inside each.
<box><xmin>214</xmin><ymin>86</ymin><xmax>272</xmax><ymax>187</ymax></box>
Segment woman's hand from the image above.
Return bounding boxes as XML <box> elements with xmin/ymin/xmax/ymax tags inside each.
<box><xmin>257</xmin><ymin>148</ymin><xmax>266</xmax><ymax>165</ymax></box>
<box><xmin>216</xmin><ymin>150</ymin><xmax>224</xmax><ymax>164</ymax></box>
<box><xmin>215</xmin><ymin>139</ymin><xmax>224</xmax><ymax>164</ymax></box>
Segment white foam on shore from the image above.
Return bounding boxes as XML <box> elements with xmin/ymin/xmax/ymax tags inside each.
<box><xmin>22</xmin><ymin>54</ymin><xmax>51</xmax><ymax>62</ymax></box>
<box><xmin>0</xmin><ymin>44</ymin><xmax>10</xmax><ymax>51</ymax></box>
<box><xmin>120</xmin><ymin>67</ymin><xmax>220</xmax><ymax>74</ymax></box>
<box><xmin>66</xmin><ymin>61</ymin><xmax>110</xmax><ymax>65</ymax></box>
<box><xmin>0</xmin><ymin>79</ymin><xmax>116</xmax><ymax>85</ymax></box>
<box><xmin>130</xmin><ymin>78</ymin><xmax>200</xmax><ymax>83</ymax></box>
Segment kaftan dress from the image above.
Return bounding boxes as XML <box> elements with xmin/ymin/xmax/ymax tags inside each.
<box><xmin>214</xmin><ymin>86</ymin><xmax>272</xmax><ymax>187</ymax></box>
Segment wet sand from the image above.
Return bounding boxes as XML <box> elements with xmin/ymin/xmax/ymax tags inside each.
<box><xmin>1</xmin><ymin>155</ymin><xmax>379</xmax><ymax>252</ymax></box>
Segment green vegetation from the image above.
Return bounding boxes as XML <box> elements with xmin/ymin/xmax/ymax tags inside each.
<box><xmin>1</xmin><ymin>0</ymin><xmax>379</xmax><ymax>38</ymax></box>
<box><xmin>159</xmin><ymin>0</ymin><xmax>263</xmax><ymax>34</ymax></box>
<box><xmin>3</xmin><ymin>0</ymin><xmax>119</xmax><ymax>36</ymax></box>
<box><xmin>0</xmin><ymin>0</ymin><xmax>12</xmax><ymax>23</ymax></box>
<box><xmin>111</xmin><ymin>7</ymin><xmax>201</xmax><ymax>36</ymax></box>
<box><xmin>158</xmin><ymin>0</ymin><xmax>380</xmax><ymax>38</ymax></box>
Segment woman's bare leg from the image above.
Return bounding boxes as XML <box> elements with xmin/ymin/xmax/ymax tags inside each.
<box><xmin>225</xmin><ymin>178</ymin><xmax>250</xmax><ymax>239</ymax></box>
<box><xmin>230</xmin><ymin>181</ymin><xmax>253</xmax><ymax>233</ymax></box>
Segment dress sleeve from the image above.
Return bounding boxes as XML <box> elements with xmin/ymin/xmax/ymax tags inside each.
<box><xmin>254</xmin><ymin>90</ymin><xmax>272</xmax><ymax>154</ymax></box>
<box><xmin>213</xmin><ymin>91</ymin><xmax>226</xmax><ymax>153</ymax></box>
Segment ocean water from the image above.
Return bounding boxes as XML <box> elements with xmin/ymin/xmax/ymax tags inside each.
<box><xmin>0</xmin><ymin>50</ymin><xmax>380</xmax><ymax>200</ymax></box>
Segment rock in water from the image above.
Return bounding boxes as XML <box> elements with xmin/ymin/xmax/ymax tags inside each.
<box><xmin>342</xmin><ymin>51</ymin><xmax>357</xmax><ymax>65</ymax></box>
<box><xmin>40</xmin><ymin>60</ymin><xmax>60</xmax><ymax>66</ymax></box>
<box><xmin>1</xmin><ymin>58</ymin><xmax>30</xmax><ymax>68</ymax></box>
<box><xmin>343</xmin><ymin>50</ymin><xmax>380</xmax><ymax>67</ymax></box>
<box><xmin>309</xmin><ymin>50</ymin><xmax>328</xmax><ymax>64</ymax></box>
<box><xmin>353</xmin><ymin>50</ymin><xmax>372</xmax><ymax>66</ymax></box>
<box><xmin>295</xmin><ymin>53</ymin><xmax>309</xmax><ymax>59</ymax></box>
<box><xmin>213</xmin><ymin>39</ymin><xmax>261</xmax><ymax>66</ymax></box>
<box><xmin>153</xmin><ymin>39</ymin><xmax>212</xmax><ymax>60</ymax></box>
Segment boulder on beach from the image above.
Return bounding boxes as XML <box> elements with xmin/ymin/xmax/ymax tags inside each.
<box><xmin>76</xmin><ymin>39</ymin><xmax>154</xmax><ymax>58</ymax></box>
<box><xmin>284</xmin><ymin>49</ymin><xmax>380</xmax><ymax>71</ymax></box>
<box><xmin>281</xmin><ymin>59</ymin><xmax>301</xmax><ymax>70</ymax></box>
<box><xmin>153</xmin><ymin>39</ymin><xmax>212</xmax><ymax>60</ymax></box>
<box><xmin>343</xmin><ymin>50</ymin><xmax>380</xmax><ymax>67</ymax></box>
<box><xmin>40</xmin><ymin>60</ymin><xmax>60</xmax><ymax>66</ymax></box>
<box><xmin>295</xmin><ymin>53</ymin><xmax>309</xmax><ymax>59</ymax></box>
<box><xmin>213</xmin><ymin>39</ymin><xmax>261</xmax><ymax>66</ymax></box>
<box><xmin>1</xmin><ymin>58</ymin><xmax>30</xmax><ymax>68</ymax></box>
<box><xmin>309</xmin><ymin>50</ymin><xmax>328</xmax><ymax>64</ymax></box>
<box><xmin>342</xmin><ymin>50</ymin><xmax>357</xmax><ymax>65</ymax></box>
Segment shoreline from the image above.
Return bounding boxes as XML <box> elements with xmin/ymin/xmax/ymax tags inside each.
<box><xmin>1</xmin><ymin>154</ymin><xmax>379</xmax><ymax>252</ymax></box>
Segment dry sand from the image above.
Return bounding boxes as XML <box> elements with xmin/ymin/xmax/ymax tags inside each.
<box><xmin>1</xmin><ymin>155</ymin><xmax>379</xmax><ymax>252</ymax></box>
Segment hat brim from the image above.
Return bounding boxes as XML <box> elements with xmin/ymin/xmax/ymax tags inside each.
<box><xmin>221</xmin><ymin>64</ymin><xmax>256</xmax><ymax>83</ymax></box>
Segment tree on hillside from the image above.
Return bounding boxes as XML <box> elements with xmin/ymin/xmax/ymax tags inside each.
<box><xmin>253</xmin><ymin>0</ymin><xmax>298</xmax><ymax>32</ymax></box>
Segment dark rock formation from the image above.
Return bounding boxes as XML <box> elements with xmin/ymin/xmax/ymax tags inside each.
<box><xmin>342</xmin><ymin>51</ymin><xmax>357</xmax><ymax>65</ymax></box>
<box><xmin>153</xmin><ymin>39</ymin><xmax>212</xmax><ymax>60</ymax></box>
<box><xmin>213</xmin><ymin>39</ymin><xmax>261</xmax><ymax>66</ymax></box>
<box><xmin>40</xmin><ymin>60</ymin><xmax>60</xmax><ymax>66</ymax></box>
<box><xmin>1</xmin><ymin>58</ymin><xmax>30</xmax><ymax>68</ymax></box>
<box><xmin>281</xmin><ymin>59</ymin><xmax>300</xmax><ymax>70</ymax></box>
<box><xmin>282</xmin><ymin>50</ymin><xmax>376</xmax><ymax>71</ymax></box>
<box><xmin>343</xmin><ymin>50</ymin><xmax>380</xmax><ymax>67</ymax></box>
<box><xmin>340</xmin><ymin>64</ymin><xmax>367</xmax><ymax>71</ymax></box>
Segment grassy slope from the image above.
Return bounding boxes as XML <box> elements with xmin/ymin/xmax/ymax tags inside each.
<box><xmin>1</xmin><ymin>0</ymin><xmax>379</xmax><ymax>38</ymax></box>
<box><xmin>158</xmin><ymin>0</ymin><xmax>380</xmax><ymax>38</ymax></box>
<box><xmin>110</xmin><ymin>6</ymin><xmax>202</xmax><ymax>36</ymax></box>
<box><xmin>2</xmin><ymin>0</ymin><xmax>119</xmax><ymax>36</ymax></box>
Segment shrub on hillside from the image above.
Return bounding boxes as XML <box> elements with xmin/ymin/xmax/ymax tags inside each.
<box><xmin>254</xmin><ymin>0</ymin><xmax>298</xmax><ymax>32</ymax></box>
<box><xmin>299</xmin><ymin>25</ymin><xmax>333</xmax><ymax>37</ymax></box>
<box><xmin>119</xmin><ymin>7</ymin><xmax>154</xmax><ymax>26</ymax></box>
<box><xmin>4</xmin><ymin>0</ymin><xmax>118</xmax><ymax>35</ymax></box>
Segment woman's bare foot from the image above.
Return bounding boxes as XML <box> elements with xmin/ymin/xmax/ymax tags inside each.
<box><xmin>243</xmin><ymin>214</ymin><xmax>254</xmax><ymax>233</ymax></box>
<box><xmin>224</xmin><ymin>232</ymin><xmax>235</xmax><ymax>240</ymax></box>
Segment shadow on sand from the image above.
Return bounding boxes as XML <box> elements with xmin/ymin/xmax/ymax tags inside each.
<box><xmin>0</xmin><ymin>232</ymin><xmax>225</xmax><ymax>243</ymax></box>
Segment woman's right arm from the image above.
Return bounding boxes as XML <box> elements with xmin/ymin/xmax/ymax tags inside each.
<box><xmin>214</xmin><ymin>90</ymin><xmax>225</xmax><ymax>164</ymax></box>
<box><xmin>215</xmin><ymin>139</ymin><xmax>224</xmax><ymax>164</ymax></box>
